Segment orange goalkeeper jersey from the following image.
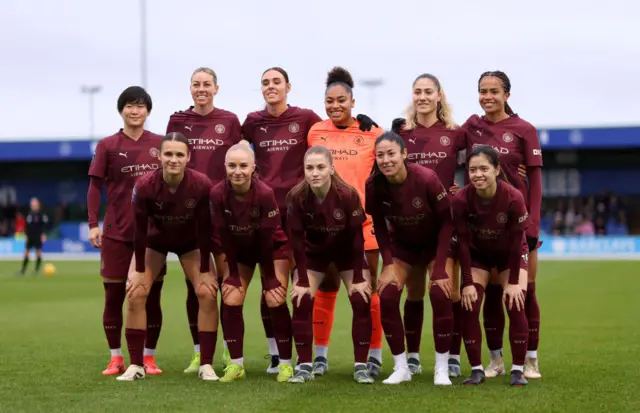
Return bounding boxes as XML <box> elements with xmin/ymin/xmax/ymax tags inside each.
<box><xmin>307</xmin><ymin>118</ymin><xmax>384</xmax><ymax>251</ymax></box>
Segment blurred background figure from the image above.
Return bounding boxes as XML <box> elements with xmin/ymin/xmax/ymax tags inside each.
<box><xmin>18</xmin><ymin>197</ymin><xmax>49</xmax><ymax>275</ymax></box>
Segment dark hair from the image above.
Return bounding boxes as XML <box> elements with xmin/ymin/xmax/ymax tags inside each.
<box><xmin>287</xmin><ymin>146</ymin><xmax>360</xmax><ymax>209</ymax></box>
<box><xmin>117</xmin><ymin>86</ymin><xmax>152</xmax><ymax>114</ymax></box>
<box><xmin>161</xmin><ymin>132</ymin><xmax>190</xmax><ymax>153</ymax></box>
<box><xmin>478</xmin><ymin>71</ymin><xmax>514</xmax><ymax>116</ymax></box>
<box><xmin>370</xmin><ymin>132</ymin><xmax>407</xmax><ymax>196</ymax></box>
<box><xmin>325</xmin><ymin>66</ymin><xmax>354</xmax><ymax>97</ymax></box>
<box><xmin>468</xmin><ymin>144</ymin><xmax>508</xmax><ymax>183</ymax></box>
<box><xmin>262</xmin><ymin>67</ymin><xmax>290</xmax><ymax>83</ymax></box>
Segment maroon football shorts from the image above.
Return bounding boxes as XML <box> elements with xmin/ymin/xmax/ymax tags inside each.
<box><xmin>306</xmin><ymin>251</ymin><xmax>369</xmax><ymax>273</ymax></box>
<box><xmin>470</xmin><ymin>241</ymin><xmax>529</xmax><ymax>273</ymax></box>
<box><xmin>101</xmin><ymin>236</ymin><xmax>166</xmax><ymax>279</ymax></box>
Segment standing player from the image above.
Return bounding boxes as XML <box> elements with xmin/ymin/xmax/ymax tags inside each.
<box><xmin>166</xmin><ymin>67</ymin><xmax>242</xmax><ymax>373</ymax></box>
<box><xmin>391</xmin><ymin>73</ymin><xmax>466</xmax><ymax>377</ymax></box>
<box><xmin>286</xmin><ymin>146</ymin><xmax>374</xmax><ymax>384</ymax></box>
<box><xmin>88</xmin><ymin>86</ymin><xmax>165</xmax><ymax>376</ymax></box>
<box><xmin>307</xmin><ymin>66</ymin><xmax>384</xmax><ymax>377</ymax></box>
<box><xmin>18</xmin><ymin>197</ymin><xmax>50</xmax><ymax>275</ymax></box>
<box><xmin>453</xmin><ymin>145</ymin><xmax>530</xmax><ymax>387</ymax></box>
<box><xmin>210</xmin><ymin>142</ymin><xmax>293</xmax><ymax>382</ymax></box>
<box><xmin>366</xmin><ymin>132</ymin><xmax>455</xmax><ymax>385</ymax></box>
<box><xmin>118</xmin><ymin>132</ymin><xmax>218</xmax><ymax>381</ymax></box>
<box><xmin>242</xmin><ymin>67</ymin><xmax>377</xmax><ymax>372</ymax></box>
<box><xmin>463</xmin><ymin>71</ymin><xmax>543</xmax><ymax>379</ymax></box>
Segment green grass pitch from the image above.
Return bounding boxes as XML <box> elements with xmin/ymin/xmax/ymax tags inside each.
<box><xmin>0</xmin><ymin>260</ymin><xmax>638</xmax><ymax>412</ymax></box>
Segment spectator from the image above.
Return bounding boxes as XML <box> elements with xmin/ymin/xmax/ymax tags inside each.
<box><xmin>574</xmin><ymin>214</ymin><xmax>595</xmax><ymax>236</ymax></box>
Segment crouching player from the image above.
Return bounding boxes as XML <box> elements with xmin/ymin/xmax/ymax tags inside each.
<box><xmin>118</xmin><ymin>132</ymin><xmax>219</xmax><ymax>381</ymax></box>
<box><xmin>210</xmin><ymin>142</ymin><xmax>293</xmax><ymax>383</ymax></box>
<box><xmin>365</xmin><ymin>132</ymin><xmax>455</xmax><ymax>385</ymax></box>
<box><xmin>286</xmin><ymin>146</ymin><xmax>374</xmax><ymax>384</ymax></box>
<box><xmin>452</xmin><ymin>145</ymin><xmax>530</xmax><ymax>386</ymax></box>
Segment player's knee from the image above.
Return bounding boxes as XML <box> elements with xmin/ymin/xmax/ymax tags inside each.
<box><xmin>195</xmin><ymin>285</ymin><xmax>217</xmax><ymax>305</ymax></box>
<box><xmin>318</xmin><ymin>277</ymin><xmax>340</xmax><ymax>293</ymax></box>
<box><xmin>450</xmin><ymin>290</ymin><xmax>461</xmax><ymax>303</ymax></box>
<box><xmin>348</xmin><ymin>292</ymin><xmax>370</xmax><ymax>317</ymax></box>
<box><xmin>406</xmin><ymin>283</ymin><xmax>426</xmax><ymax>301</ymax></box>
<box><xmin>379</xmin><ymin>286</ymin><xmax>401</xmax><ymax>309</ymax></box>
<box><xmin>126</xmin><ymin>291</ymin><xmax>148</xmax><ymax>312</ymax></box>
<box><xmin>222</xmin><ymin>289</ymin><xmax>245</xmax><ymax>306</ymax></box>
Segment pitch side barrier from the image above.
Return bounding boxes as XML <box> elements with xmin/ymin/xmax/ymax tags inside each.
<box><xmin>1</xmin><ymin>236</ymin><xmax>639</xmax><ymax>261</ymax></box>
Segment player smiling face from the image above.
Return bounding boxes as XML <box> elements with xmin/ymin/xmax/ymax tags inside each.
<box><xmin>375</xmin><ymin>137</ymin><xmax>407</xmax><ymax>179</ymax></box>
<box><xmin>468</xmin><ymin>146</ymin><xmax>501</xmax><ymax>191</ymax></box>
<box><xmin>261</xmin><ymin>68</ymin><xmax>290</xmax><ymax>106</ymax></box>
<box><xmin>412</xmin><ymin>76</ymin><xmax>441</xmax><ymax>117</ymax></box>
<box><xmin>478</xmin><ymin>75</ymin><xmax>510</xmax><ymax>116</ymax></box>
<box><xmin>190</xmin><ymin>69</ymin><xmax>218</xmax><ymax>108</ymax></box>
<box><xmin>325</xmin><ymin>84</ymin><xmax>354</xmax><ymax>126</ymax></box>
<box><xmin>160</xmin><ymin>138</ymin><xmax>190</xmax><ymax>176</ymax></box>
<box><xmin>225</xmin><ymin>144</ymin><xmax>255</xmax><ymax>188</ymax></box>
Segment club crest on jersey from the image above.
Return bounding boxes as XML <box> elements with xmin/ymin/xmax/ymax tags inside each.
<box><xmin>333</xmin><ymin>209</ymin><xmax>345</xmax><ymax>220</ymax></box>
<box><xmin>440</xmin><ymin>136</ymin><xmax>451</xmax><ymax>147</ymax></box>
<box><xmin>353</xmin><ymin>135</ymin><xmax>365</xmax><ymax>145</ymax></box>
<box><xmin>503</xmin><ymin>132</ymin><xmax>514</xmax><ymax>143</ymax></box>
<box><xmin>185</xmin><ymin>198</ymin><xmax>196</xmax><ymax>208</ymax></box>
<box><xmin>149</xmin><ymin>147</ymin><xmax>159</xmax><ymax>157</ymax></box>
<box><xmin>496</xmin><ymin>212</ymin><xmax>508</xmax><ymax>224</ymax></box>
<box><xmin>289</xmin><ymin>122</ymin><xmax>300</xmax><ymax>133</ymax></box>
<box><xmin>250</xmin><ymin>207</ymin><xmax>260</xmax><ymax>218</ymax></box>
<box><xmin>412</xmin><ymin>197</ymin><xmax>424</xmax><ymax>209</ymax></box>
<box><xmin>215</xmin><ymin>124</ymin><xmax>226</xmax><ymax>134</ymax></box>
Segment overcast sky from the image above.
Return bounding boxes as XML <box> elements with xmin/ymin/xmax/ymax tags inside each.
<box><xmin>1</xmin><ymin>0</ymin><xmax>638</xmax><ymax>141</ymax></box>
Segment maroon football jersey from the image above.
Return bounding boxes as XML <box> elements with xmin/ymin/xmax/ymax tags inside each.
<box><xmin>462</xmin><ymin>114</ymin><xmax>542</xmax><ymax>206</ymax></box>
<box><xmin>287</xmin><ymin>182</ymin><xmax>365</xmax><ymax>285</ymax></box>
<box><xmin>397</xmin><ymin>121</ymin><xmax>466</xmax><ymax>190</ymax></box>
<box><xmin>242</xmin><ymin>106</ymin><xmax>322</xmax><ymax>209</ymax></box>
<box><xmin>88</xmin><ymin>129</ymin><xmax>162</xmax><ymax>242</ymax></box>
<box><xmin>210</xmin><ymin>177</ymin><xmax>287</xmax><ymax>254</ymax></box>
<box><xmin>166</xmin><ymin>107</ymin><xmax>242</xmax><ymax>186</ymax></box>
<box><xmin>452</xmin><ymin>180</ymin><xmax>530</xmax><ymax>284</ymax></box>
<box><xmin>132</xmin><ymin>168</ymin><xmax>212</xmax><ymax>272</ymax></box>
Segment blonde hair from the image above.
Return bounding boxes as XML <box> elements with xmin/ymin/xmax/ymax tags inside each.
<box><xmin>191</xmin><ymin>67</ymin><xmax>218</xmax><ymax>84</ymax></box>
<box><xmin>404</xmin><ymin>73</ymin><xmax>456</xmax><ymax>130</ymax></box>
<box><xmin>225</xmin><ymin>141</ymin><xmax>255</xmax><ymax>163</ymax></box>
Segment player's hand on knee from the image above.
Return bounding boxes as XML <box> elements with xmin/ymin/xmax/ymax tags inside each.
<box><xmin>377</xmin><ymin>264</ymin><xmax>402</xmax><ymax>294</ymax></box>
<box><xmin>196</xmin><ymin>272</ymin><xmax>218</xmax><ymax>298</ymax></box>
<box><xmin>503</xmin><ymin>284</ymin><xmax>525</xmax><ymax>312</ymax></box>
<box><xmin>291</xmin><ymin>284</ymin><xmax>310</xmax><ymax>308</ymax></box>
<box><xmin>431</xmin><ymin>278</ymin><xmax>452</xmax><ymax>299</ymax></box>
<box><xmin>461</xmin><ymin>284</ymin><xmax>478</xmax><ymax>311</ymax></box>
<box><xmin>126</xmin><ymin>271</ymin><xmax>150</xmax><ymax>299</ymax></box>
<box><xmin>349</xmin><ymin>281</ymin><xmax>371</xmax><ymax>303</ymax></box>
<box><xmin>264</xmin><ymin>285</ymin><xmax>287</xmax><ymax>307</ymax></box>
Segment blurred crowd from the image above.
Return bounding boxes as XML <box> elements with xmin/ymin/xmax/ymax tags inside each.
<box><xmin>541</xmin><ymin>193</ymin><xmax>629</xmax><ymax>236</ymax></box>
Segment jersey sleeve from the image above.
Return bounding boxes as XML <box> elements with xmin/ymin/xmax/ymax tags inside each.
<box><xmin>307</xmin><ymin>111</ymin><xmax>323</xmax><ymax>130</ymax></box>
<box><xmin>166</xmin><ymin>115</ymin><xmax>179</xmax><ymax>134</ymax></box>
<box><xmin>132</xmin><ymin>182</ymin><xmax>149</xmax><ymax>273</ymax></box>
<box><xmin>451</xmin><ymin>194</ymin><xmax>473</xmax><ymax>287</ymax></box>
<box><xmin>287</xmin><ymin>201</ymin><xmax>309</xmax><ymax>287</ymax></box>
<box><xmin>88</xmin><ymin>140</ymin><xmax>108</xmax><ymax>179</ymax></box>
<box><xmin>210</xmin><ymin>187</ymin><xmax>240</xmax><ymax>278</ymax></box>
<box><xmin>365</xmin><ymin>179</ymin><xmax>393</xmax><ymax>266</ymax></box>
<box><xmin>241</xmin><ymin>116</ymin><xmax>254</xmax><ymax>144</ymax></box>
<box><xmin>347</xmin><ymin>189</ymin><xmax>366</xmax><ymax>229</ymax></box>
<box><xmin>522</xmin><ymin>124</ymin><xmax>543</xmax><ymax>168</ymax></box>
<box><xmin>260</xmin><ymin>189</ymin><xmax>281</xmax><ymax>230</ymax></box>
<box><xmin>196</xmin><ymin>180</ymin><xmax>213</xmax><ymax>273</ymax></box>
<box><xmin>509</xmin><ymin>190</ymin><xmax>531</xmax><ymax>234</ymax></box>
<box><xmin>425</xmin><ymin>174</ymin><xmax>454</xmax><ymax>281</ymax></box>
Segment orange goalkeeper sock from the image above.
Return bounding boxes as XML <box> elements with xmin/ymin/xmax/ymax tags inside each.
<box><xmin>368</xmin><ymin>293</ymin><xmax>383</xmax><ymax>361</ymax></box>
<box><xmin>313</xmin><ymin>290</ymin><xmax>338</xmax><ymax>349</ymax></box>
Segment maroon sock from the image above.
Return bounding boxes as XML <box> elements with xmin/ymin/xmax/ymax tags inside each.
<box><xmin>185</xmin><ymin>279</ymin><xmax>199</xmax><ymax>346</ymax></box>
<box><xmin>125</xmin><ymin>328</ymin><xmax>146</xmax><ymax>366</ymax></box>
<box><xmin>349</xmin><ymin>293</ymin><xmax>372</xmax><ymax>364</ymax></box>
<box><xmin>218</xmin><ymin>277</ymin><xmax>225</xmax><ymax>336</ymax></box>
<box><xmin>462</xmin><ymin>283</ymin><xmax>485</xmax><ymax>367</ymax></box>
<box><xmin>103</xmin><ymin>282</ymin><xmax>126</xmax><ymax>350</ymax></box>
<box><xmin>526</xmin><ymin>282</ymin><xmax>540</xmax><ymax>351</ymax></box>
<box><xmin>429</xmin><ymin>286</ymin><xmax>453</xmax><ymax>354</ymax></box>
<box><xmin>269</xmin><ymin>303</ymin><xmax>292</xmax><ymax>360</ymax></box>
<box><xmin>379</xmin><ymin>286</ymin><xmax>405</xmax><ymax>356</ymax></box>
<box><xmin>403</xmin><ymin>299</ymin><xmax>424</xmax><ymax>354</ymax></box>
<box><xmin>145</xmin><ymin>280</ymin><xmax>163</xmax><ymax>350</ymax></box>
<box><xmin>199</xmin><ymin>331</ymin><xmax>218</xmax><ymax>366</ymax></box>
<box><xmin>483</xmin><ymin>284</ymin><xmax>505</xmax><ymax>351</ymax></box>
<box><xmin>260</xmin><ymin>295</ymin><xmax>275</xmax><ymax>342</ymax></box>
<box><xmin>291</xmin><ymin>294</ymin><xmax>314</xmax><ymax>363</ymax></box>
<box><xmin>450</xmin><ymin>300</ymin><xmax>463</xmax><ymax>356</ymax></box>
<box><xmin>507</xmin><ymin>302</ymin><xmax>529</xmax><ymax>365</ymax></box>
<box><xmin>222</xmin><ymin>304</ymin><xmax>244</xmax><ymax>360</ymax></box>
